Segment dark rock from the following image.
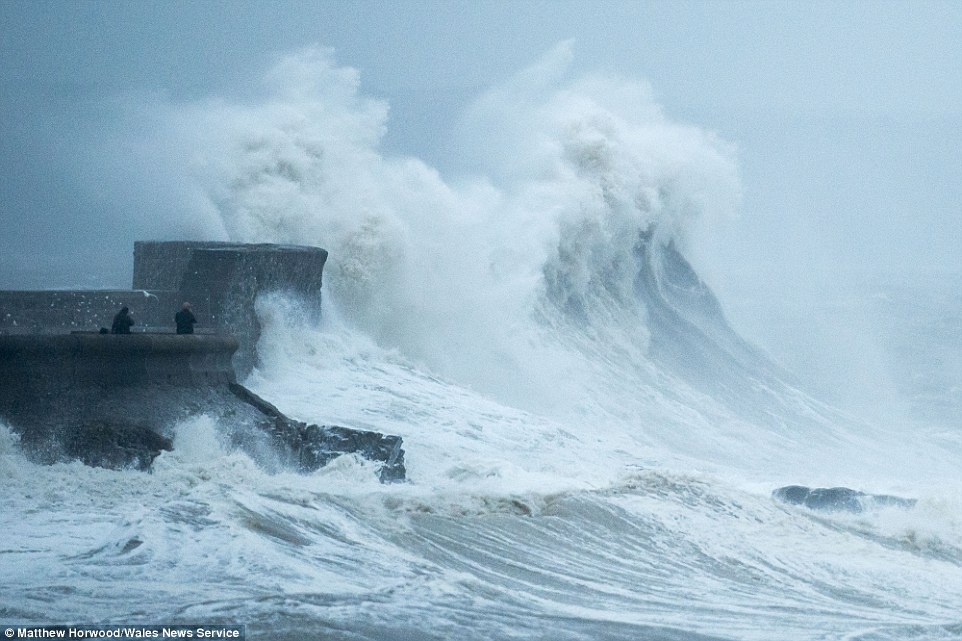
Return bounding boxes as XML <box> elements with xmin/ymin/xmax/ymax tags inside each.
<box><xmin>773</xmin><ymin>485</ymin><xmax>916</xmax><ymax>513</ymax></box>
<box><xmin>228</xmin><ymin>383</ymin><xmax>406</xmax><ymax>482</ymax></box>
<box><xmin>64</xmin><ymin>421</ymin><xmax>173</xmax><ymax>471</ymax></box>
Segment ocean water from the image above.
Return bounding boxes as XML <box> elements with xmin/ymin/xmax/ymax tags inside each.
<box><xmin>3</xmin><ymin>47</ymin><xmax>961</xmax><ymax>640</ymax></box>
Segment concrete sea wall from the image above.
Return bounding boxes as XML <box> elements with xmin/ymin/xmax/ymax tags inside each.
<box><xmin>0</xmin><ymin>241</ymin><xmax>405</xmax><ymax>481</ymax></box>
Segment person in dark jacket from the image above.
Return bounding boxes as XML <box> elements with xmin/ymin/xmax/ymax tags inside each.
<box><xmin>111</xmin><ymin>306</ymin><xmax>135</xmax><ymax>334</ymax></box>
<box><xmin>174</xmin><ymin>302</ymin><xmax>197</xmax><ymax>334</ymax></box>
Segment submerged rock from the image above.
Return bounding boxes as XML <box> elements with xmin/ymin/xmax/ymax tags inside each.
<box><xmin>773</xmin><ymin>485</ymin><xmax>916</xmax><ymax>513</ymax></box>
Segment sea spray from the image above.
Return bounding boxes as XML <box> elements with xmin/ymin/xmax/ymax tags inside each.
<box><xmin>127</xmin><ymin>46</ymin><xmax>741</xmax><ymax>418</ymax></box>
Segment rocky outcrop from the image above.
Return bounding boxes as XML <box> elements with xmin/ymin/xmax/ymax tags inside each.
<box><xmin>0</xmin><ymin>332</ymin><xmax>406</xmax><ymax>481</ymax></box>
<box><xmin>63</xmin><ymin>421</ymin><xmax>174</xmax><ymax>471</ymax></box>
<box><xmin>228</xmin><ymin>384</ymin><xmax>405</xmax><ymax>483</ymax></box>
<box><xmin>773</xmin><ymin>485</ymin><xmax>915</xmax><ymax>513</ymax></box>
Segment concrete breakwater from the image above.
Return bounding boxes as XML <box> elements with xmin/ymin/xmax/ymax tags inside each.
<box><xmin>0</xmin><ymin>242</ymin><xmax>406</xmax><ymax>481</ymax></box>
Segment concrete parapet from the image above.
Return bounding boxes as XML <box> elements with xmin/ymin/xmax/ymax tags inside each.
<box><xmin>133</xmin><ymin>241</ymin><xmax>327</xmax><ymax>292</ymax></box>
<box><xmin>0</xmin><ymin>333</ymin><xmax>238</xmax><ymax>388</ymax></box>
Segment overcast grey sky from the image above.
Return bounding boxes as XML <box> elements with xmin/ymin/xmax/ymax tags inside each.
<box><xmin>2</xmin><ymin>0</ymin><xmax>960</xmax><ymax>293</ymax></box>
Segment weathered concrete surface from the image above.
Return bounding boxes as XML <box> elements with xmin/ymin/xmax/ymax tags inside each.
<box><xmin>0</xmin><ymin>333</ymin><xmax>237</xmax><ymax>387</ymax></box>
<box><xmin>773</xmin><ymin>485</ymin><xmax>916</xmax><ymax>513</ymax></box>
<box><xmin>0</xmin><ymin>333</ymin><xmax>405</xmax><ymax>481</ymax></box>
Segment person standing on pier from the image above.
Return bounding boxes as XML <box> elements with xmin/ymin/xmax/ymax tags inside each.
<box><xmin>110</xmin><ymin>306</ymin><xmax>135</xmax><ymax>334</ymax></box>
<box><xmin>174</xmin><ymin>302</ymin><xmax>197</xmax><ymax>334</ymax></box>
